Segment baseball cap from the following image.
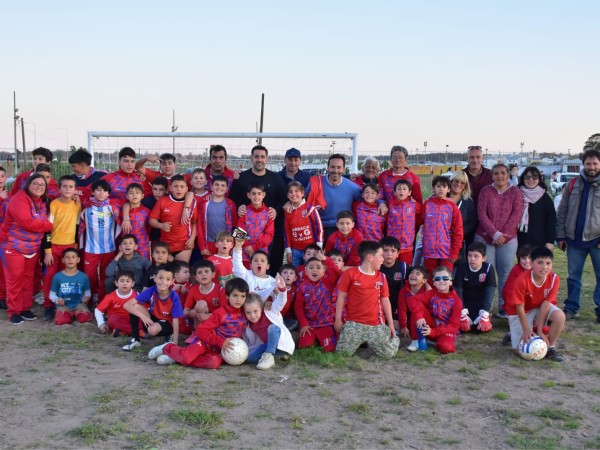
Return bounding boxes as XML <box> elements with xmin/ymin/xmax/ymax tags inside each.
<box><xmin>285</xmin><ymin>148</ymin><xmax>302</xmax><ymax>159</ymax></box>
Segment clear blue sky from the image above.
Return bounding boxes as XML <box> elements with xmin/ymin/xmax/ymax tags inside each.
<box><xmin>2</xmin><ymin>1</ymin><xmax>598</xmax><ymax>155</ymax></box>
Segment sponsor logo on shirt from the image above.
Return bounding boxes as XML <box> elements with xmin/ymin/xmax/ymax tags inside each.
<box><xmin>479</xmin><ymin>274</ymin><xmax>487</xmax><ymax>282</ymax></box>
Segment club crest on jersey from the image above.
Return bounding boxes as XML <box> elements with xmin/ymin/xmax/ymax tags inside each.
<box><xmin>479</xmin><ymin>274</ymin><xmax>487</xmax><ymax>282</ymax></box>
<box><xmin>375</xmin><ymin>281</ymin><xmax>384</xmax><ymax>289</ymax></box>
<box><xmin>394</xmin><ymin>273</ymin><xmax>403</xmax><ymax>281</ymax></box>
<box><xmin>301</xmin><ymin>210</ymin><xmax>309</xmax><ymax>218</ymax></box>
<box><xmin>211</xmin><ymin>297</ymin><xmax>220</xmax><ymax>307</ymax></box>
<box><xmin>544</xmin><ymin>289</ymin><xmax>550</xmax><ymax>297</ymax></box>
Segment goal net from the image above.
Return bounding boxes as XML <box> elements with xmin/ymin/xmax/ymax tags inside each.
<box><xmin>87</xmin><ymin>131</ymin><xmax>359</xmax><ymax>174</ymax></box>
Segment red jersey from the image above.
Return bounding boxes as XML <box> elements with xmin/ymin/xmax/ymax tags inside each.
<box><xmin>377</xmin><ymin>168</ymin><xmax>423</xmax><ymax>204</ymax></box>
<box><xmin>185</xmin><ymin>282</ymin><xmax>225</xmax><ymax>312</ymax></box>
<box><xmin>150</xmin><ymin>195</ymin><xmax>197</xmax><ymax>252</ymax></box>
<box><xmin>96</xmin><ymin>289</ymin><xmax>138</xmax><ymax>318</ymax></box>
<box><xmin>337</xmin><ymin>267</ymin><xmax>390</xmax><ymax>326</ymax></box>
<box><xmin>502</xmin><ymin>264</ymin><xmax>528</xmax><ymax>315</ymax></box>
<box><xmin>207</xmin><ymin>255</ymin><xmax>235</xmax><ymax>287</ymax></box>
<box><xmin>506</xmin><ymin>270</ymin><xmax>559</xmax><ymax>315</ymax></box>
<box><xmin>398</xmin><ymin>284</ymin><xmax>427</xmax><ymax>329</ymax></box>
<box><xmin>10</xmin><ymin>169</ymin><xmax>60</xmax><ymax>199</ymax></box>
<box><xmin>143</xmin><ymin>169</ymin><xmax>192</xmax><ymax>190</ymax></box>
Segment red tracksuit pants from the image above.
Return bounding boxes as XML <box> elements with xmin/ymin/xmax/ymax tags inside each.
<box><xmin>409</xmin><ymin>308</ymin><xmax>456</xmax><ymax>354</ymax></box>
<box><xmin>0</xmin><ymin>260</ymin><xmax>5</xmax><ymax>299</ymax></box>
<box><xmin>298</xmin><ymin>325</ymin><xmax>336</xmax><ymax>352</ymax></box>
<box><xmin>1</xmin><ymin>249</ymin><xmax>38</xmax><ymax>318</ymax></box>
<box><xmin>83</xmin><ymin>251</ymin><xmax>115</xmax><ymax>303</ymax></box>
<box><xmin>163</xmin><ymin>341</ymin><xmax>223</xmax><ymax>369</ymax></box>
<box><xmin>107</xmin><ymin>314</ymin><xmax>145</xmax><ymax>336</ymax></box>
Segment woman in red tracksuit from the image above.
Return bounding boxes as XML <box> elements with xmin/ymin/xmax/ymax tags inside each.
<box><xmin>0</xmin><ymin>174</ymin><xmax>53</xmax><ymax>325</ymax></box>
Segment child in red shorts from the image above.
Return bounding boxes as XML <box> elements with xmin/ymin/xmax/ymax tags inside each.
<box><xmin>95</xmin><ymin>271</ymin><xmax>139</xmax><ymax>337</ymax></box>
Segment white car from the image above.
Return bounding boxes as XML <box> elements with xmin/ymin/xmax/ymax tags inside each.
<box><xmin>551</xmin><ymin>172</ymin><xmax>579</xmax><ymax>194</ymax></box>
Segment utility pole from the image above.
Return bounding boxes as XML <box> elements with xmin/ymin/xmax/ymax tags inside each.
<box><xmin>258</xmin><ymin>93</ymin><xmax>265</xmax><ymax>145</ymax></box>
<box><xmin>13</xmin><ymin>91</ymin><xmax>20</xmax><ymax>170</ymax></box>
<box><xmin>445</xmin><ymin>144</ymin><xmax>449</xmax><ymax>165</ymax></box>
<box><xmin>171</xmin><ymin>110</ymin><xmax>178</xmax><ymax>153</ymax></box>
<box><xmin>21</xmin><ymin>118</ymin><xmax>26</xmax><ymax>155</ymax></box>
<box><xmin>424</xmin><ymin>141</ymin><xmax>427</xmax><ymax>164</ymax></box>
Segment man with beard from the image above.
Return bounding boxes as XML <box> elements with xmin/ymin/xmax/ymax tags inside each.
<box><xmin>205</xmin><ymin>145</ymin><xmax>236</xmax><ymax>191</ymax></box>
<box><xmin>229</xmin><ymin>145</ymin><xmax>286</xmax><ymax>274</ymax></box>
<box><xmin>556</xmin><ymin>148</ymin><xmax>600</xmax><ymax>322</ymax></box>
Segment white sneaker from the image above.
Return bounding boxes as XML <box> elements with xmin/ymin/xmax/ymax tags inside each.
<box><xmin>148</xmin><ymin>343</ymin><xmax>168</xmax><ymax>360</ymax></box>
<box><xmin>406</xmin><ymin>340</ymin><xmax>418</xmax><ymax>352</ymax></box>
<box><xmin>256</xmin><ymin>352</ymin><xmax>275</xmax><ymax>370</ymax></box>
<box><xmin>157</xmin><ymin>354</ymin><xmax>175</xmax><ymax>365</ymax></box>
<box><xmin>33</xmin><ymin>292</ymin><xmax>44</xmax><ymax>305</ymax></box>
<box><xmin>122</xmin><ymin>339</ymin><xmax>141</xmax><ymax>351</ymax></box>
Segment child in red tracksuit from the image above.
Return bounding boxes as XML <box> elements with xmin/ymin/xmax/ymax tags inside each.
<box><xmin>398</xmin><ymin>266</ymin><xmax>429</xmax><ymax>350</ymax></box>
<box><xmin>237</xmin><ymin>183</ymin><xmax>274</xmax><ymax>267</ymax></box>
<box><xmin>353</xmin><ymin>183</ymin><xmax>386</xmax><ymax>242</ymax></box>
<box><xmin>407</xmin><ymin>266</ymin><xmax>462</xmax><ymax>354</ymax></box>
<box><xmin>324</xmin><ymin>211</ymin><xmax>363</xmax><ymax>267</ymax></box>
<box><xmin>295</xmin><ymin>253</ymin><xmax>341</xmax><ymax>352</ymax></box>
<box><xmin>148</xmin><ymin>277</ymin><xmax>250</xmax><ymax>368</ymax></box>
<box><xmin>95</xmin><ymin>271</ymin><xmax>139</xmax><ymax>337</ymax></box>
<box><xmin>421</xmin><ymin>176</ymin><xmax>463</xmax><ymax>278</ymax></box>
<box><xmin>387</xmin><ymin>179</ymin><xmax>423</xmax><ymax>265</ymax></box>
<box><xmin>284</xmin><ymin>181</ymin><xmax>323</xmax><ymax>267</ymax></box>
<box><xmin>183</xmin><ymin>260</ymin><xmax>225</xmax><ymax>336</ymax></box>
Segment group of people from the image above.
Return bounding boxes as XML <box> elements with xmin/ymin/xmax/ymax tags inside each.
<box><xmin>0</xmin><ymin>141</ymin><xmax>599</xmax><ymax>369</ymax></box>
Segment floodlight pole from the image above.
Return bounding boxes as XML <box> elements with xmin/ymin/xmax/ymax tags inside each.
<box><xmin>258</xmin><ymin>93</ymin><xmax>265</xmax><ymax>145</ymax></box>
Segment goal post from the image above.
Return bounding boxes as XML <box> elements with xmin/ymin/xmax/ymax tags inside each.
<box><xmin>87</xmin><ymin>131</ymin><xmax>359</xmax><ymax>173</ymax></box>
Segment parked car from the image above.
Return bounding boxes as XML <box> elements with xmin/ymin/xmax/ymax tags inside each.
<box><xmin>551</xmin><ymin>172</ymin><xmax>579</xmax><ymax>194</ymax></box>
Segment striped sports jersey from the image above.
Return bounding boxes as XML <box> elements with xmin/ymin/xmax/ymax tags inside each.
<box><xmin>284</xmin><ymin>200</ymin><xmax>324</xmax><ymax>251</ymax></box>
<box><xmin>386</xmin><ymin>199</ymin><xmax>423</xmax><ymax>251</ymax></box>
<box><xmin>48</xmin><ymin>198</ymin><xmax>80</xmax><ymax>246</ymax></box>
<box><xmin>80</xmin><ymin>202</ymin><xmax>120</xmax><ymax>254</ymax></box>
<box><xmin>127</xmin><ymin>204</ymin><xmax>151</xmax><ymax>260</ymax></box>
<box><xmin>324</xmin><ymin>229</ymin><xmax>364</xmax><ymax>266</ymax></box>
<box><xmin>377</xmin><ymin>168</ymin><xmax>423</xmax><ymax>204</ymax></box>
<box><xmin>353</xmin><ymin>200</ymin><xmax>385</xmax><ymax>242</ymax></box>
<box><xmin>295</xmin><ymin>258</ymin><xmax>340</xmax><ymax>328</ymax></box>
<box><xmin>422</xmin><ymin>197</ymin><xmax>464</xmax><ymax>260</ymax></box>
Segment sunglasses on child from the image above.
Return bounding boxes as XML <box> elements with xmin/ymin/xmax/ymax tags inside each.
<box><xmin>433</xmin><ymin>276</ymin><xmax>452</xmax><ymax>282</ymax></box>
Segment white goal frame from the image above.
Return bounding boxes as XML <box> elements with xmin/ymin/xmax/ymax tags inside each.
<box><xmin>87</xmin><ymin>131</ymin><xmax>359</xmax><ymax>173</ymax></box>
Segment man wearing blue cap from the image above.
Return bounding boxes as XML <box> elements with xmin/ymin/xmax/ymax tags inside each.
<box><xmin>278</xmin><ymin>148</ymin><xmax>313</xmax><ymax>188</ymax></box>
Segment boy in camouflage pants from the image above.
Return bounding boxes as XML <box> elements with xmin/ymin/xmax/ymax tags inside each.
<box><xmin>334</xmin><ymin>241</ymin><xmax>399</xmax><ymax>357</ymax></box>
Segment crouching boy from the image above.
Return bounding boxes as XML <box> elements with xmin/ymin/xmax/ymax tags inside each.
<box><xmin>334</xmin><ymin>241</ymin><xmax>399</xmax><ymax>357</ymax></box>
<box><xmin>506</xmin><ymin>247</ymin><xmax>565</xmax><ymax>362</ymax></box>
<box><xmin>407</xmin><ymin>266</ymin><xmax>462</xmax><ymax>354</ymax></box>
<box><xmin>50</xmin><ymin>248</ymin><xmax>93</xmax><ymax>325</ymax></box>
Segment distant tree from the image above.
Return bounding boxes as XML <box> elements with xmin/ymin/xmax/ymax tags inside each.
<box><xmin>381</xmin><ymin>160</ymin><xmax>391</xmax><ymax>170</ymax></box>
<box><xmin>583</xmin><ymin>133</ymin><xmax>600</xmax><ymax>152</ymax></box>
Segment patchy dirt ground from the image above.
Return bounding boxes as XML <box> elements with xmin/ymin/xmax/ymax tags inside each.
<box><xmin>1</xmin><ymin>252</ymin><xmax>600</xmax><ymax>449</ymax></box>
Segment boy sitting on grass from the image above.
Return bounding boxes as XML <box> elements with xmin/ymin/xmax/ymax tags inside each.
<box><xmin>505</xmin><ymin>247</ymin><xmax>565</xmax><ymax>362</ymax></box>
<box><xmin>407</xmin><ymin>266</ymin><xmax>462</xmax><ymax>354</ymax></box>
<box><xmin>122</xmin><ymin>264</ymin><xmax>183</xmax><ymax>351</ymax></box>
<box><xmin>334</xmin><ymin>241</ymin><xmax>399</xmax><ymax>357</ymax></box>
<box><xmin>147</xmin><ymin>278</ymin><xmax>250</xmax><ymax>368</ymax></box>
<box><xmin>95</xmin><ymin>270</ymin><xmax>139</xmax><ymax>337</ymax></box>
<box><xmin>50</xmin><ymin>248</ymin><xmax>93</xmax><ymax>325</ymax></box>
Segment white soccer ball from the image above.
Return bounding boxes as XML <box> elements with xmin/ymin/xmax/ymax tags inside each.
<box><xmin>221</xmin><ymin>338</ymin><xmax>249</xmax><ymax>366</ymax></box>
<box><xmin>518</xmin><ymin>336</ymin><xmax>548</xmax><ymax>361</ymax></box>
